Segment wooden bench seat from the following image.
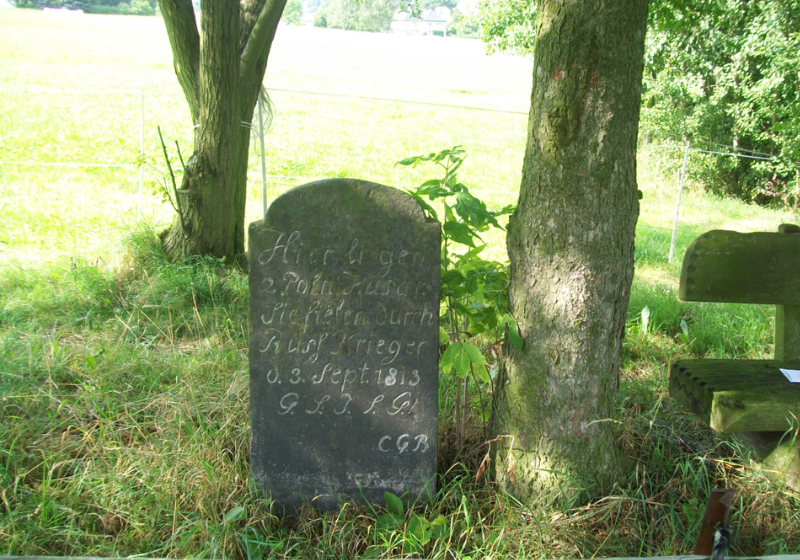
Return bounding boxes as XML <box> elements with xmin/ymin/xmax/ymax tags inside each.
<box><xmin>668</xmin><ymin>225</ymin><xmax>800</xmax><ymax>488</ymax></box>
<box><xmin>670</xmin><ymin>359</ymin><xmax>800</xmax><ymax>433</ymax></box>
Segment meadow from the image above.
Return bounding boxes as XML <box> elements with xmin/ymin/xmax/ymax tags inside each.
<box><xmin>1</xmin><ymin>8</ymin><xmax>800</xmax><ymax>559</ymax></box>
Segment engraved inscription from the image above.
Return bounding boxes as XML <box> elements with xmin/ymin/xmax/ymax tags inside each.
<box><xmin>377</xmin><ymin>434</ymin><xmax>431</xmax><ymax>454</ymax></box>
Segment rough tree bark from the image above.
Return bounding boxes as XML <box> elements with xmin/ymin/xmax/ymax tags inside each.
<box><xmin>491</xmin><ymin>0</ymin><xmax>649</xmax><ymax>503</ymax></box>
<box><xmin>158</xmin><ymin>0</ymin><xmax>287</xmax><ymax>261</ymax></box>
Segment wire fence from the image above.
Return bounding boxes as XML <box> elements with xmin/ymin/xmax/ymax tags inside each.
<box><xmin>2</xmin><ymin>83</ymin><xmax>798</xmax><ymax>264</ymax></box>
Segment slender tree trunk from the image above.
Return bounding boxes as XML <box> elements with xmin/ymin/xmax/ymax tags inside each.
<box><xmin>159</xmin><ymin>0</ymin><xmax>286</xmax><ymax>262</ymax></box>
<box><xmin>491</xmin><ymin>0</ymin><xmax>648</xmax><ymax>504</ymax></box>
<box><xmin>161</xmin><ymin>123</ymin><xmax>252</xmax><ymax>260</ymax></box>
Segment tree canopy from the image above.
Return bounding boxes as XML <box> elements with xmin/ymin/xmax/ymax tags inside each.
<box><xmin>11</xmin><ymin>0</ymin><xmax>158</xmax><ymax>13</ymax></box>
<box><xmin>471</xmin><ymin>0</ymin><xmax>800</xmax><ymax>203</ymax></box>
<box><xmin>313</xmin><ymin>0</ymin><xmax>394</xmax><ymax>32</ymax></box>
<box><xmin>645</xmin><ymin>0</ymin><xmax>800</xmax><ymax>201</ymax></box>
<box><xmin>283</xmin><ymin>0</ymin><xmax>302</xmax><ymax>23</ymax></box>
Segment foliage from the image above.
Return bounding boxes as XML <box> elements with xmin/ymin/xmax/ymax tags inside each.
<box><xmin>402</xmin><ymin>0</ymin><xmax>455</xmax><ymax>17</ymax></box>
<box><xmin>419</xmin><ymin>0</ymin><xmax>456</xmax><ymax>9</ymax></box>
<box><xmin>465</xmin><ymin>0</ymin><xmax>535</xmax><ymax>55</ymax></box>
<box><xmin>11</xmin><ymin>0</ymin><xmax>157</xmax><ymax>13</ymax></box>
<box><xmin>313</xmin><ymin>0</ymin><xmax>394</xmax><ymax>31</ymax></box>
<box><xmin>283</xmin><ymin>0</ymin><xmax>303</xmax><ymax>24</ymax></box>
<box><xmin>450</xmin><ymin>8</ymin><xmax>478</xmax><ymax>38</ymax></box>
<box><xmin>399</xmin><ymin>147</ymin><xmax>517</xmax><ymax>444</ymax></box>
<box><xmin>372</xmin><ymin>492</ymin><xmax>449</xmax><ymax>554</ymax></box>
<box><xmin>642</xmin><ymin>0</ymin><xmax>800</xmax><ymax>203</ymax></box>
<box><xmin>469</xmin><ymin>0</ymin><xmax>800</xmax><ymax>203</ymax></box>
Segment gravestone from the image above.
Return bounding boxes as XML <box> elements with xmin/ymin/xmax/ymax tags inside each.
<box><xmin>249</xmin><ymin>179</ymin><xmax>440</xmax><ymax>512</ymax></box>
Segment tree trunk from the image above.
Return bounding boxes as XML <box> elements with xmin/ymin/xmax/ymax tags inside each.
<box><xmin>491</xmin><ymin>0</ymin><xmax>648</xmax><ymax>504</ymax></box>
<box><xmin>160</xmin><ymin>123</ymin><xmax>252</xmax><ymax>261</ymax></box>
<box><xmin>159</xmin><ymin>0</ymin><xmax>286</xmax><ymax>262</ymax></box>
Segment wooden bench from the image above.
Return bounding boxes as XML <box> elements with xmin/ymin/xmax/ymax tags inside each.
<box><xmin>669</xmin><ymin>224</ymin><xmax>800</xmax><ymax>487</ymax></box>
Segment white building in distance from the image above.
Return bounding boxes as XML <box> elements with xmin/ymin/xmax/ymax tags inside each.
<box><xmin>391</xmin><ymin>8</ymin><xmax>449</xmax><ymax>36</ymax></box>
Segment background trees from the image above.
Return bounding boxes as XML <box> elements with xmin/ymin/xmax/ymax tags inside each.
<box><xmin>283</xmin><ymin>0</ymin><xmax>303</xmax><ymax>24</ymax></box>
<box><xmin>469</xmin><ymin>0</ymin><xmax>535</xmax><ymax>54</ymax></box>
<box><xmin>11</xmin><ymin>0</ymin><xmax>158</xmax><ymax>13</ymax></box>
<box><xmin>644</xmin><ymin>0</ymin><xmax>800</xmax><ymax>202</ymax></box>
<box><xmin>313</xmin><ymin>0</ymin><xmax>394</xmax><ymax>32</ymax></box>
<box><xmin>470</xmin><ymin>0</ymin><xmax>800</xmax><ymax>204</ymax></box>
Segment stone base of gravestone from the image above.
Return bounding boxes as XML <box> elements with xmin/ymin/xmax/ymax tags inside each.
<box><xmin>249</xmin><ymin>179</ymin><xmax>440</xmax><ymax>513</ymax></box>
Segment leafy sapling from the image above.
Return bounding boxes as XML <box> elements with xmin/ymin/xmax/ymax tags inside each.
<box><xmin>398</xmin><ymin>147</ymin><xmax>521</xmax><ymax>448</ymax></box>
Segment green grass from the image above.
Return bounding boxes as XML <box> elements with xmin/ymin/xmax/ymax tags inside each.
<box><xmin>2</xmin><ymin>9</ymin><xmax>800</xmax><ymax>559</ymax></box>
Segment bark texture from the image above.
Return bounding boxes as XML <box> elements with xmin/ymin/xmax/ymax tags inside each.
<box><xmin>491</xmin><ymin>0</ymin><xmax>648</xmax><ymax>503</ymax></box>
<box><xmin>158</xmin><ymin>0</ymin><xmax>287</xmax><ymax>261</ymax></box>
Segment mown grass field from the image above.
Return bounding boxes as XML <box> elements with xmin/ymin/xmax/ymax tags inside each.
<box><xmin>2</xmin><ymin>8</ymin><xmax>800</xmax><ymax>559</ymax></box>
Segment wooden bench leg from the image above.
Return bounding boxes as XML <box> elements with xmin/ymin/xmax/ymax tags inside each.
<box><xmin>738</xmin><ymin>431</ymin><xmax>800</xmax><ymax>491</ymax></box>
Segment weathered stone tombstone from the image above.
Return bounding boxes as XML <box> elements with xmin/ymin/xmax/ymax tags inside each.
<box><xmin>249</xmin><ymin>179</ymin><xmax>440</xmax><ymax>512</ymax></box>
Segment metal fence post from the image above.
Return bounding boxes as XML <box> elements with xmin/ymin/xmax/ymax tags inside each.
<box><xmin>138</xmin><ymin>86</ymin><xmax>145</xmax><ymax>219</ymax></box>
<box><xmin>257</xmin><ymin>96</ymin><xmax>268</xmax><ymax>219</ymax></box>
<box><xmin>669</xmin><ymin>139</ymin><xmax>691</xmax><ymax>263</ymax></box>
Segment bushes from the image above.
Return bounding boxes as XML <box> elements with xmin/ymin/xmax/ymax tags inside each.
<box><xmin>82</xmin><ymin>1</ymin><xmax>156</xmax><ymax>15</ymax></box>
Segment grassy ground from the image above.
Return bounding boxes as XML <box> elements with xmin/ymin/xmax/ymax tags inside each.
<box><xmin>2</xmin><ymin>9</ymin><xmax>800</xmax><ymax>559</ymax></box>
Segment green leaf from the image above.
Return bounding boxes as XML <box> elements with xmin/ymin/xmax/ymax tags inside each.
<box><xmin>417</xmin><ymin>179</ymin><xmax>445</xmax><ymax>196</ymax></box>
<box><xmin>426</xmin><ymin>186</ymin><xmax>453</xmax><ymax>200</ymax></box>
<box><xmin>443</xmin><ymin>221</ymin><xmax>476</xmax><ymax>247</ymax></box>
<box><xmin>384</xmin><ymin>491</ymin><xmax>404</xmax><ymax>516</ymax></box>
<box><xmin>455</xmin><ymin>191</ymin><xmax>501</xmax><ymax>229</ymax></box>
<box><xmin>376</xmin><ymin>513</ymin><xmax>404</xmax><ymax>533</ymax></box>
<box><xmin>462</xmin><ymin>245</ymin><xmax>486</xmax><ymax>260</ymax></box>
<box><xmin>439</xmin><ymin>326</ymin><xmax>451</xmax><ymax>345</ymax></box>
<box><xmin>441</xmin><ymin>342</ymin><xmax>461</xmax><ymax>374</ymax></box>
<box><xmin>406</xmin><ymin>190</ymin><xmax>438</xmax><ymax>220</ymax></box>
<box><xmin>498</xmin><ymin>203</ymin><xmax>516</xmax><ymax>216</ymax></box>
<box><xmin>474</xmin><ymin>363</ymin><xmax>491</xmax><ymax>383</ymax></box>
<box><xmin>462</xmin><ymin>341</ymin><xmax>486</xmax><ymax>365</ymax></box>
<box><xmin>455</xmin><ymin>348</ymin><xmax>470</xmax><ymax>378</ymax></box>
<box><xmin>200</xmin><ymin>458</ymin><xmax>215</xmax><ymax>480</ymax></box>
<box><xmin>397</xmin><ymin>156</ymin><xmax>420</xmax><ymax>166</ymax></box>
<box><xmin>430</xmin><ymin>514</ymin><xmax>448</xmax><ymax>539</ymax></box>
<box><xmin>441</xmin><ymin>268</ymin><xmax>466</xmax><ymax>289</ymax></box>
<box><xmin>223</xmin><ymin>506</ymin><xmax>245</xmax><ymax>524</ymax></box>
<box><xmin>408</xmin><ymin>514</ymin><xmax>432</xmax><ymax>545</ymax></box>
<box><xmin>443</xmin><ymin>202</ymin><xmax>455</xmax><ymax>222</ymax></box>
<box><xmin>500</xmin><ymin>314</ymin><xmax>523</xmax><ymax>351</ymax></box>
<box><xmin>419</xmin><ymin>178</ymin><xmax>442</xmax><ymax>188</ymax></box>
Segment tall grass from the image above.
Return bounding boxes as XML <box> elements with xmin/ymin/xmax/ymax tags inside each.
<box><xmin>2</xmin><ymin>9</ymin><xmax>800</xmax><ymax>559</ymax></box>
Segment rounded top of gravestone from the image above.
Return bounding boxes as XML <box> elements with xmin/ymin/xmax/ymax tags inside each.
<box><xmin>252</xmin><ymin>179</ymin><xmax>436</xmax><ymax>234</ymax></box>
